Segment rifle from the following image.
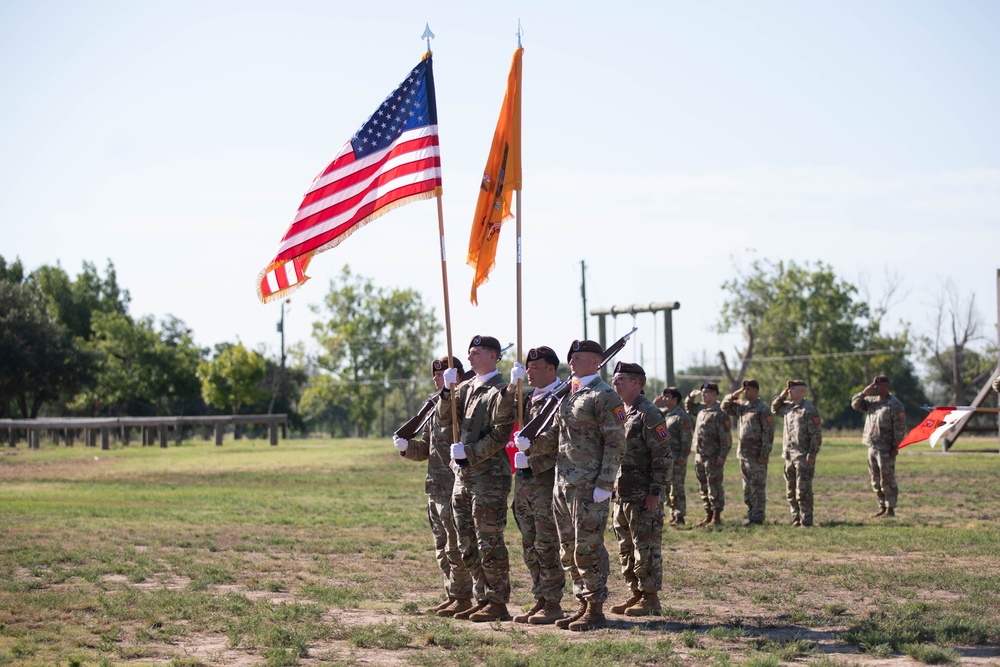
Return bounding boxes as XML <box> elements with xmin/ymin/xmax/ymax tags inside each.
<box><xmin>394</xmin><ymin>369</ymin><xmax>476</xmax><ymax>441</ymax></box>
<box><xmin>518</xmin><ymin>327</ymin><xmax>638</xmax><ymax>442</ymax></box>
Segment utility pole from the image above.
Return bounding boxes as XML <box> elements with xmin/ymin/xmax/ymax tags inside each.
<box><xmin>269</xmin><ymin>300</ymin><xmax>290</xmax><ymax>437</ymax></box>
<box><xmin>581</xmin><ymin>261</ymin><xmax>588</xmax><ymax>339</ymax></box>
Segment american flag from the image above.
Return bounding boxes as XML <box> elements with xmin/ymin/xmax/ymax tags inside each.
<box><xmin>257</xmin><ymin>55</ymin><xmax>442</xmax><ymax>303</ymax></box>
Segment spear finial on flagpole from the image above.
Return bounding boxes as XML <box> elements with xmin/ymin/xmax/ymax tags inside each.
<box><xmin>516</xmin><ymin>19</ymin><xmax>523</xmax><ymax>47</ymax></box>
<box><xmin>422</xmin><ymin>23</ymin><xmax>435</xmax><ymax>52</ymax></box>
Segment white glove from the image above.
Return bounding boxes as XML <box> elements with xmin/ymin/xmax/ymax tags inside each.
<box><xmin>510</xmin><ymin>362</ymin><xmax>526</xmax><ymax>384</ymax></box>
<box><xmin>450</xmin><ymin>442</ymin><xmax>466</xmax><ymax>459</ymax></box>
<box><xmin>514</xmin><ymin>451</ymin><xmax>529</xmax><ymax>469</ymax></box>
<box><xmin>443</xmin><ymin>367</ymin><xmax>459</xmax><ymax>387</ymax></box>
<box><xmin>513</xmin><ymin>430</ymin><xmax>531</xmax><ymax>452</ymax></box>
<box><xmin>392</xmin><ymin>436</ymin><xmax>408</xmax><ymax>452</ymax></box>
<box><xmin>593</xmin><ymin>487</ymin><xmax>613</xmax><ymax>503</ymax></box>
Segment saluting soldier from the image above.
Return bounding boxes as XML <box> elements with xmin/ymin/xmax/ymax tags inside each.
<box><xmin>517</xmin><ymin>340</ymin><xmax>626</xmax><ymax>632</ymax></box>
<box><xmin>771</xmin><ymin>380</ymin><xmax>823</xmax><ymax>527</ymax></box>
<box><xmin>437</xmin><ymin>335</ymin><xmax>516</xmax><ymax>621</ymax></box>
<box><xmin>506</xmin><ymin>346</ymin><xmax>566</xmax><ymax>625</ymax></box>
<box><xmin>393</xmin><ymin>357</ymin><xmax>476</xmax><ymax>615</ymax></box>
<box><xmin>685</xmin><ymin>382</ymin><xmax>733</xmax><ymax>527</ymax></box>
<box><xmin>655</xmin><ymin>388</ymin><xmax>694</xmax><ymax>525</ymax></box>
<box><xmin>608</xmin><ymin>362</ymin><xmax>672</xmax><ymax>617</ymax></box>
<box><xmin>721</xmin><ymin>379</ymin><xmax>774</xmax><ymax>526</ymax></box>
<box><xmin>851</xmin><ymin>374</ymin><xmax>907</xmax><ymax>518</ymax></box>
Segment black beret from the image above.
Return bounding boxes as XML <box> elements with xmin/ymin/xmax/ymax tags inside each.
<box><xmin>742</xmin><ymin>379</ymin><xmax>760</xmax><ymax>389</ymax></box>
<box><xmin>526</xmin><ymin>345</ymin><xmax>560</xmax><ymax>367</ymax></box>
<box><xmin>469</xmin><ymin>335</ymin><xmax>502</xmax><ymax>354</ymax></box>
<box><xmin>787</xmin><ymin>379</ymin><xmax>807</xmax><ymax>388</ymax></box>
<box><xmin>874</xmin><ymin>374</ymin><xmax>890</xmax><ymax>384</ymax></box>
<box><xmin>567</xmin><ymin>339</ymin><xmax>603</xmax><ymax>361</ymax></box>
<box><xmin>662</xmin><ymin>386</ymin><xmax>683</xmax><ymax>401</ymax></box>
<box><xmin>613</xmin><ymin>361</ymin><xmax>645</xmax><ymax>377</ymax></box>
<box><xmin>701</xmin><ymin>381</ymin><xmax>720</xmax><ymax>393</ymax></box>
<box><xmin>432</xmin><ymin>356</ymin><xmax>465</xmax><ymax>375</ymax></box>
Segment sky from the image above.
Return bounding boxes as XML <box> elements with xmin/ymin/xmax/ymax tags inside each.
<box><xmin>2</xmin><ymin>0</ymin><xmax>998</xmax><ymax>384</ymax></box>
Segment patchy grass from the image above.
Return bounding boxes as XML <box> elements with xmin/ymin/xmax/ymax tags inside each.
<box><xmin>0</xmin><ymin>436</ymin><xmax>998</xmax><ymax>665</ymax></box>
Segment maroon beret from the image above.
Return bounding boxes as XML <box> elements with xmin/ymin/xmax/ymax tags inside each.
<box><xmin>874</xmin><ymin>374</ymin><xmax>890</xmax><ymax>384</ymax></box>
<box><xmin>701</xmin><ymin>381</ymin><xmax>720</xmax><ymax>393</ymax></box>
<box><xmin>567</xmin><ymin>339</ymin><xmax>603</xmax><ymax>361</ymax></box>
<box><xmin>787</xmin><ymin>379</ymin><xmax>807</xmax><ymax>388</ymax></box>
<box><xmin>526</xmin><ymin>345</ymin><xmax>560</xmax><ymax>367</ymax></box>
<box><xmin>432</xmin><ymin>356</ymin><xmax>465</xmax><ymax>375</ymax></box>
<box><xmin>742</xmin><ymin>379</ymin><xmax>760</xmax><ymax>389</ymax></box>
<box><xmin>469</xmin><ymin>335</ymin><xmax>502</xmax><ymax>354</ymax></box>
<box><xmin>613</xmin><ymin>361</ymin><xmax>645</xmax><ymax>377</ymax></box>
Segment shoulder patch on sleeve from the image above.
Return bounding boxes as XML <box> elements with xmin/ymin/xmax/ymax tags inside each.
<box><xmin>683</xmin><ymin>420</ymin><xmax>692</xmax><ymax>429</ymax></box>
<box><xmin>724</xmin><ymin>419</ymin><xmax>732</xmax><ymax>429</ymax></box>
<box><xmin>898</xmin><ymin>412</ymin><xmax>906</xmax><ymax>421</ymax></box>
<box><xmin>656</xmin><ymin>424</ymin><xmax>668</xmax><ymax>439</ymax></box>
<box><xmin>813</xmin><ymin>417</ymin><xmax>821</xmax><ymax>426</ymax></box>
<box><xmin>766</xmin><ymin>415</ymin><xmax>773</xmax><ymax>424</ymax></box>
<box><xmin>614</xmin><ymin>405</ymin><xmax>626</xmax><ymax>423</ymax></box>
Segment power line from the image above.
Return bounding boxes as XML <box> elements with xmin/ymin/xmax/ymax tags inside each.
<box><xmin>750</xmin><ymin>349</ymin><xmax>900</xmax><ymax>363</ymax></box>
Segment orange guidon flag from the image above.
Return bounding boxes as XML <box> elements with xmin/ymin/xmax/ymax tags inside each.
<box><xmin>467</xmin><ymin>47</ymin><xmax>522</xmax><ymax>305</ymax></box>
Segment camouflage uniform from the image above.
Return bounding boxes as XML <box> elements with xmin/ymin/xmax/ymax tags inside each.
<box><xmin>613</xmin><ymin>394</ymin><xmax>672</xmax><ymax>595</ymax></box>
<box><xmin>401</xmin><ymin>407</ymin><xmax>475</xmax><ymax>601</ymax></box>
<box><xmin>993</xmin><ymin>376</ymin><xmax>1000</xmax><ymax>394</ymax></box>
<box><xmin>438</xmin><ymin>374</ymin><xmax>516</xmax><ymax>604</ymax></box>
<box><xmin>851</xmin><ymin>392</ymin><xmax>906</xmax><ymax>510</ymax></box>
<box><xmin>770</xmin><ymin>395</ymin><xmax>822</xmax><ymax>525</ymax></box>
<box><xmin>721</xmin><ymin>395</ymin><xmax>774</xmax><ymax>523</ymax></box>
<box><xmin>542</xmin><ymin>375</ymin><xmax>626</xmax><ymax>602</ymax></box>
<box><xmin>506</xmin><ymin>382</ymin><xmax>565</xmax><ymax>604</ymax></box>
<box><xmin>684</xmin><ymin>396</ymin><xmax>733</xmax><ymax>512</ymax></box>
<box><xmin>663</xmin><ymin>405</ymin><xmax>693</xmax><ymax>522</ymax></box>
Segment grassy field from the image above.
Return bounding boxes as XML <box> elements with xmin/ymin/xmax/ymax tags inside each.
<box><xmin>1</xmin><ymin>434</ymin><xmax>998</xmax><ymax>666</ymax></box>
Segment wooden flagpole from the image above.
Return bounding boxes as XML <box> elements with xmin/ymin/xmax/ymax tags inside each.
<box><xmin>436</xmin><ymin>192</ymin><xmax>460</xmax><ymax>444</ymax></box>
<box><xmin>516</xmin><ymin>190</ymin><xmax>524</xmax><ymax>428</ymax></box>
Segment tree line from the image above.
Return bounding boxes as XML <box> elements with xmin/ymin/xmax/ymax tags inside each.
<box><xmin>1</xmin><ymin>255</ymin><xmax>993</xmax><ymax>437</ymax></box>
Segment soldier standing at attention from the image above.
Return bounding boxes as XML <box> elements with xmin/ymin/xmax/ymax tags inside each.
<box><xmin>851</xmin><ymin>374</ymin><xmax>907</xmax><ymax>518</ymax></box>
<box><xmin>438</xmin><ymin>336</ymin><xmax>516</xmax><ymax>621</ymax></box>
<box><xmin>506</xmin><ymin>346</ymin><xmax>566</xmax><ymax>625</ymax></box>
<box><xmin>517</xmin><ymin>340</ymin><xmax>626</xmax><ymax>631</ymax></box>
<box><xmin>721</xmin><ymin>379</ymin><xmax>774</xmax><ymax>526</ymax></box>
<box><xmin>685</xmin><ymin>382</ymin><xmax>733</xmax><ymax>527</ymax></box>
<box><xmin>393</xmin><ymin>357</ymin><xmax>475</xmax><ymax>615</ymax></box>
<box><xmin>655</xmin><ymin>388</ymin><xmax>694</xmax><ymax>526</ymax></box>
<box><xmin>608</xmin><ymin>362</ymin><xmax>672</xmax><ymax>617</ymax></box>
<box><xmin>771</xmin><ymin>380</ymin><xmax>823</xmax><ymax>527</ymax></box>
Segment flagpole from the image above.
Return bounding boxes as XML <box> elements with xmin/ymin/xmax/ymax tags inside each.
<box><xmin>516</xmin><ymin>189</ymin><xmax>524</xmax><ymax>428</ymax></box>
<box><xmin>435</xmin><ymin>193</ymin><xmax>461</xmax><ymax>444</ymax></box>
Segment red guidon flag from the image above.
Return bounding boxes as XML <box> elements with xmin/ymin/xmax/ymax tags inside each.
<box><xmin>257</xmin><ymin>54</ymin><xmax>442</xmax><ymax>303</ymax></box>
<box><xmin>899</xmin><ymin>407</ymin><xmax>975</xmax><ymax>448</ymax></box>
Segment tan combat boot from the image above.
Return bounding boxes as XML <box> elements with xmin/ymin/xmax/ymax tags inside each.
<box><xmin>885</xmin><ymin>507</ymin><xmax>895</xmax><ymax>517</ymax></box>
<box><xmin>555</xmin><ymin>598</ymin><xmax>587</xmax><ymax>629</ymax></box>
<box><xmin>513</xmin><ymin>598</ymin><xmax>545</xmax><ymax>624</ymax></box>
<box><xmin>453</xmin><ymin>599</ymin><xmax>488</xmax><ymax>620</ymax></box>
<box><xmin>674</xmin><ymin>515</ymin><xmax>686</xmax><ymax>526</ymax></box>
<box><xmin>429</xmin><ymin>596</ymin><xmax>455</xmax><ymax>615</ymax></box>
<box><xmin>872</xmin><ymin>506</ymin><xmax>887</xmax><ymax>517</ymax></box>
<box><xmin>469</xmin><ymin>601</ymin><xmax>511</xmax><ymax>623</ymax></box>
<box><xmin>695</xmin><ymin>509</ymin><xmax>714</xmax><ymax>527</ymax></box>
<box><xmin>609</xmin><ymin>592</ymin><xmax>643</xmax><ymax>614</ymax></box>
<box><xmin>528</xmin><ymin>599</ymin><xmax>565</xmax><ymax>625</ymax></box>
<box><xmin>707</xmin><ymin>509</ymin><xmax>723</xmax><ymax>526</ymax></box>
<box><xmin>624</xmin><ymin>592</ymin><xmax>661</xmax><ymax>617</ymax></box>
<box><xmin>437</xmin><ymin>598</ymin><xmax>473</xmax><ymax>618</ymax></box>
<box><xmin>569</xmin><ymin>599</ymin><xmax>607</xmax><ymax>632</ymax></box>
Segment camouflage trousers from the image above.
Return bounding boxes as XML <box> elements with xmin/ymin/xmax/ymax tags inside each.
<box><xmin>783</xmin><ymin>457</ymin><xmax>815</xmax><ymax>523</ymax></box>
<box><xmin>612</xmin><ymin>500</ymin><xmax>664</xmax><ymax>594</ymax></box>
<box><xmin>867</xmin><ymin>447</ymin><xmax>898</xmax><ymax>509</ymax></box>
<box><xmin>668</xmin><ymin>461</ymin><xmax>688</xmax><ymax>521</ymax></box>
<box><xmin>452</xmin><ymin>475</ymin><xmax>511</xmax><ymax>603</ymax></box>
<box><xmin>427</xmin><ymin>494</ymin><xmax>474</xmax><ymax>600</ymax></box>
<box><xmin>553</xmin><ymin>482</ymin><xmax>611</xmax><ymax>602</ymax></box>
<box><xmin>739</xmin><ymin>458</ymin><xmax>768</xmax><ymax>522</ymax></box>
<box><xmin>695</xmin><ymin>456</ymin><xmax>725</xmax><ymax>511</ymax></box>
<box><xmin>513</xmin><ymin>468</ymin><xmax>564</xmax><ymax>602</ymax></box>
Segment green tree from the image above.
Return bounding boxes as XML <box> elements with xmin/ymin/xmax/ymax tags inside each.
<box><xmin>306</xmin><ymin>266</ymin><xmax>440</xmax><ymax>437</ymax></box>
<box><xmin>31</xmin><ymin>260</ymin><xmax>130</xmax><ymax>340</ymax></box>
<box><xmin>198</xmin><ymin>343</ymin><xmax>268</xmax><ymax>415</ymax></box>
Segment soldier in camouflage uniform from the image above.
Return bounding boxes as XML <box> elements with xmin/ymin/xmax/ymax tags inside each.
<box><xmin>608</xmin><ymin>362</ymin><xmax>671</xmax><ymax>617</ymax></box>
<box><xmin>506</xmin><ymin>346</ymin><xmax>566</xmax><ymax>625</ymax></box>
<box><xmin>685</xmin><ymin>382</ymin><xmax>733</xmax><ymax>527</ymax></box>
<box><xmin>438</xmin><ymin>335</ymin><xmax>517</xmax><ymax>621</ymax></box>
<box><xmin>771</xmin><ymin>380</ymin><xmax>822</xmax><ymax>527</ymax></box>
<box><xmin>520</xmin><ymin>339</ymin><xmax>626</xmax><ymax>632</ymax></box>
<box><xmin>393</xmin><ymin>356</ymin><xmax>476</xmax><ymax>616</ymax></box>
<box><xmin>655</xmin><ymin>388</ymin><xmax>693</xmax><ymax>525</ymax></box>
<box><xmin>721</xmin><ymin>379</ymin><xmax>774</xmax><ymax>526</ymax></box>
<box><xmin>851</xmin><ymin>374</ymin><xmax>906</xmax><ymax>518</ymax></box>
